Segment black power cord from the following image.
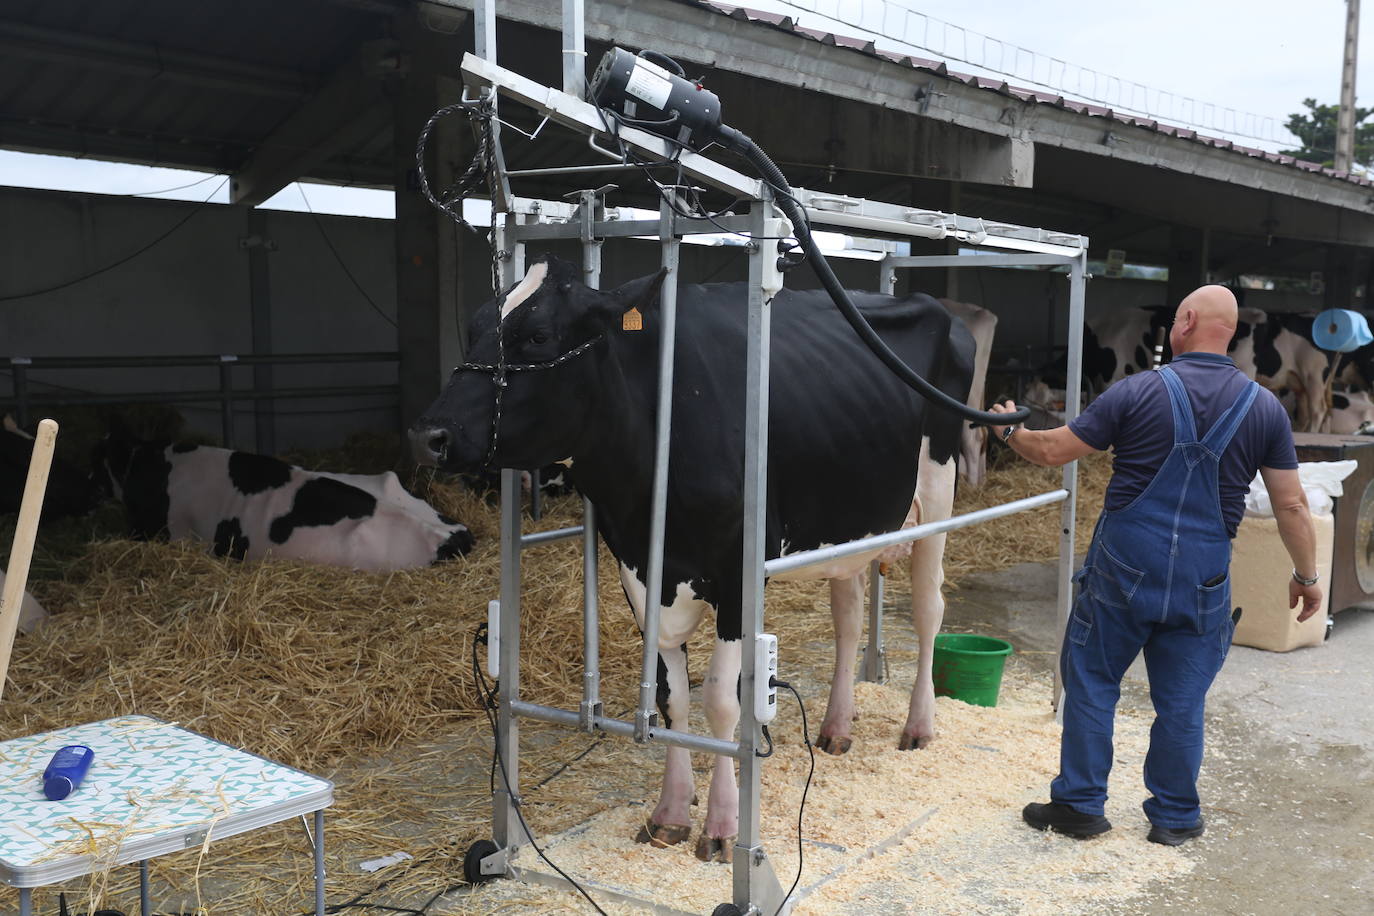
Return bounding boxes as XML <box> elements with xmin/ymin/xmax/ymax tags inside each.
<box><xmin>768</xmin><ymin>678</ymin><xmax>815</xmax><ymax>916</ymax></box>
<box><xmin>469</xmin><ymin>624</ymin><xmax>610</xmax><ymax>916</ymax></box>
<box><xmin>712</xmin><ymin>125</ymin><xmax>1029</xmax><ymax>428</ymax></box>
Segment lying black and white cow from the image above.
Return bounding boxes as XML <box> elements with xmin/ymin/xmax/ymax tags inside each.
<box><xmin>2</xmin><ymin>415</ymin><xmax>98</xmax><ymax>521</ymax></box>
<box><xmin>94</xmin><ymin>437</ymin><xmax>473</xmax><ymax>571</ymax></box>
<box><xmin>410</xmin><ymin>255</ymin><xmax>972</xmax><ymax>862</ymax></box>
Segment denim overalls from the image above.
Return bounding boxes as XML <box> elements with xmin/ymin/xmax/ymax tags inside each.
<box><xmin>1054</xmin><ymin>365</ymin><xmax>1260</xmax><ymax>829</ymax></box>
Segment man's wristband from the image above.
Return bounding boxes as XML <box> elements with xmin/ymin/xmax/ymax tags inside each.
<box><xmin>1292</xmin><ymin>568</ymin><xmax>1319</xmax><ymax>587</ymax></box>
<box><xmin>1001</xmin><ymin>424</ymin><xmax>1018</xmax><ymax>443</ymax></box>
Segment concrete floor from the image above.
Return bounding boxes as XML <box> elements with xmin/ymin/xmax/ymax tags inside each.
<box><xmin>946</xmin><ymin>560</ymin><xmax>1374</xmax><ymax>916</ymax></box>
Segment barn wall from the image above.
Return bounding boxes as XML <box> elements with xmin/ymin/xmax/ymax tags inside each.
<box><xmin>0</xmin><ymin>186</ymin><xmax>398</xmax><ymax>453</ymax></box>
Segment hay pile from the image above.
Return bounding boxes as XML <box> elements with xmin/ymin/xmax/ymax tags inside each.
<box><xmin>0</xmin><ymin>452</ymin><xmax>1112</xmax><ymax>913</ymax></box>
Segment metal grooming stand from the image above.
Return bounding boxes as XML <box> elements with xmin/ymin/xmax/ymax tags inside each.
<box><xmin>461</xmin><ymin>3</ymin><xmax>1088</xmax><ymax>912</ymax></box>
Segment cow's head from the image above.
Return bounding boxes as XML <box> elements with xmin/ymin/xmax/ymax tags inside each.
<box><xmin>410</xmin><ymin>256</ymin><xmax>666</xmax><ymax>471</ymax></box>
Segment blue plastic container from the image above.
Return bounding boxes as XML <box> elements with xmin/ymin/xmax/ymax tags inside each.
<box><xmin>42</xmin><ymin>745</ymin><xmax>95</xmax><ymax>801</ymax></box>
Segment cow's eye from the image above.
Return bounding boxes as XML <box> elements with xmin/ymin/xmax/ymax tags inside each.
<box><xmin>530</xmin><ymin>333</ymin><xmax>548</xmax><ymax>345</ymax></box>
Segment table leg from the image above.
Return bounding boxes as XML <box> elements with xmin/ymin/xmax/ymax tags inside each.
<box><xmin>18</xmin><ymin>888</ymin><xmax>30</xmax><ymax>916</ymax></box>
<box><xmin>140</xmin><ymin>859</ymin><xmax>150</xmax><ymax>916</ymax></box>
<box><xmin>313</xmin><ymin>809</ymin><xmax>325</xmax><ymax>916</ymax></box>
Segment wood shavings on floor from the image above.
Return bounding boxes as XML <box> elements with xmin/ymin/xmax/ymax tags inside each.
<box><xmin>448</xmin><ymin>666</ymin><xmax>1194</xmax><ymax>915</ymax></box>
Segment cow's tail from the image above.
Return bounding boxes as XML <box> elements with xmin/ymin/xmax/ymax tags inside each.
<box><xmin>714</xmin><ymin>126</ymin><xmax>1029</xmax><ymax>428</ymax></box>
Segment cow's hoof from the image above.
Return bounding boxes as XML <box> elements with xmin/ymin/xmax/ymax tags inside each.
<box><xmin>897</xmin><ymin>733</ymin><xmax>934</xmax><ymax>751</ymax></box>
<box><xmin>695</xmin><ymin>834</ymin><xmax>735</xmax><ymax>863</ymax></box>
<box><xmin>815</xmin><ymin>735</ymin><xmax>852</xmax><ymax>755</ymax></box>
<box><xmin>636</xmin><ymin>821</ymin><xmax>692</xmax><ymax>848</ymax></box>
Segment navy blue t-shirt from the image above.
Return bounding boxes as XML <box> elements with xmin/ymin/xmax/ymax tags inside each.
<box><xmin>1068</xmin><ymin>352</ymin><xmax>1297</xmax><ymax>537</ymax></box>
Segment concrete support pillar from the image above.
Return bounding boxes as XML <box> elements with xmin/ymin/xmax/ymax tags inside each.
<box><xmin>1166</xmin><ymin>225</ymin><xmax>1205</xmax><ymax>308</ymax></box>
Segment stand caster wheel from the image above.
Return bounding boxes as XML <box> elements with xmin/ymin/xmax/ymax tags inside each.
<box><xmin>463</xmin><ymin>839</ymin><xmax>501</xmax><ymax>884</ymax></box>
<box><xmin>711</xmin><ymin>905</ymin><xmax>744</xmax><ymax>916</ymax></box>
<box><xmin>1325</xmin><ymin>615</ymin><xmax>1334</xmax><ymax>640</ymax></box>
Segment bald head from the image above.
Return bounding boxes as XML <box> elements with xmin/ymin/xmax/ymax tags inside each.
<box><xmin>1170</xmin><ymin>285</ymin><xmax>1239</xmax><ymax>355</ymax></box>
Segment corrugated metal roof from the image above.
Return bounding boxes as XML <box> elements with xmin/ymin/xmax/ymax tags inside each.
<box><xmin>692</xmin><ymin>0</ymin><xmax>1372</xmax><ymax>188</ymax></box>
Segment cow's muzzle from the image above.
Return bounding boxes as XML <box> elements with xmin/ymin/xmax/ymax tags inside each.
<box><xmin>409</xmin><ymin>426</ymin><xmax>451</xmax><ymax>468</ymax></box>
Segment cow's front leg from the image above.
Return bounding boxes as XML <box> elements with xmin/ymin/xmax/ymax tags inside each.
<box><xmin>621</xmin><ymin>566</ymin><xmax>705</xmax><ymax>850</ymax></box>
<box><xmin>697</xmin><ymin>637</ymin><xmax>742</xmax><ymax>862</ymax></box>
<box><xmin>637</xmin><ymin>641</ymin><xmax>695</xmax><ymax>848</ymax></box>
<box><xmin>816</xmin><ymin>573</ymin><xmax>863</xmax><ymax>754</ymax></box>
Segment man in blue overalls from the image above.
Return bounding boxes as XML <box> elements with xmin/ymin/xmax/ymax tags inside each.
<box><xmin>990</xmin><ymin>285</ymin><xmax>1323</xmax><ymax>845</ymax></box>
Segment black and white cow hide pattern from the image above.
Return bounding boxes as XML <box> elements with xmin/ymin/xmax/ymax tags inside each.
<box><xmin>938</xmin><ymin>299</ymin><xmax>997</xmax><ymax>488</ymax></box>
<box><xmin>94</xmin><ymin>439</ymin><xmax>473</xmax><ymax>571</ymax></box>
<box><xmin>1082</xmin><ymin>305</ymin><xmax>1268</xmax><ymax>394</ymax></box>
<box><xmin>2</xmin><ymin>415</ymin><xmax>98</xmax><ymax>521</ymax></box>
<box><xmin>410</xmin><ymin>255</ymin><xmax>973</xmax><ymax>862</ymax></box>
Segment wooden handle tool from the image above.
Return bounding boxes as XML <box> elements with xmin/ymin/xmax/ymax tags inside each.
<box><xmin>0</xmin><ymin>418</ymin><xmax>58</xmax><ymax>706</ymax></box>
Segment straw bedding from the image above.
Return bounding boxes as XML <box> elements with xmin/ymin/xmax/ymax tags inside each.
<box><xmin>0</xmin><ymin>447</ymin><xmax>1113</xmax><ymax>914</ymax></box>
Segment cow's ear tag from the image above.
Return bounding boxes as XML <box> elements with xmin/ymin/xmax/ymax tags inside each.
<box><xmin>621</xmin><ymin>307</ymin><xmax>643</xmax><ymax>332</ymax></box>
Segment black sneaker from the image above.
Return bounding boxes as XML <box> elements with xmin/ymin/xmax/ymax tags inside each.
<box><xmin>1022</xmin><ymin>801</ymin><xmax>1112</xmax><ymax>838</ymax></box>
<box><xmin>1147</xmin><ymin>816</ymin><xmax>1206</xmax><ymax>846</ymax></box>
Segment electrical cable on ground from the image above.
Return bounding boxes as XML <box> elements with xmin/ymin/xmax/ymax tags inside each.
<box><xmin>773</xmin><ymin>679</ymin><xmax>814</xmax><ymax>916</ymax></box>
<box><xmin>469</xmin><ymin>624</ymin><xmax>610</xmax><ymax>916</ymax></box>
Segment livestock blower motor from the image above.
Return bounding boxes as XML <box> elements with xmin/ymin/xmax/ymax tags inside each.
<box><xmin>585</xmin><ymin>47</ymin><xmax>1027</xmax><ymax>428</ymax></box>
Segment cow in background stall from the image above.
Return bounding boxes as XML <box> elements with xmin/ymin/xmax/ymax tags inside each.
<box><xmin>411</xmin><ymin>255</ymin><xmax>974</xmax><ymax>862</ymax></box>
<box><xmin>1251</xmin><ymin>312</ymin><xmax>1339</xmax><ymax>433</ymax></box>
<box><xmin>93</xmin><ymin>435</ymin><xmax>474</xmax><ymax>571</ymax></box>
<box><xmin>1083</xmin><ymin>305</ymin><xmax>1268</xmax><ymax>394</ymax></box>
<box><xmin>939</xmin><ymin>299</ymin><xmax>998</xmax><ymax>487</ymax></box>
<box><xmin>2</xmin><ymin>415</ymin><xmax>98</xmax><ymax>521</ymax></box>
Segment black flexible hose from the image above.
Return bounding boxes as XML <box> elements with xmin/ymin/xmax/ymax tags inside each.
<box><xmin>718</xmin><ymin>126</ymin><xmax>1031</xmax><ymax>427</ymax></box>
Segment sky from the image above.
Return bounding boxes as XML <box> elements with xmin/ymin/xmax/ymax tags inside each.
<box><xmin>0</xmin><ymin>0</ymin><xmax>1367</xmax><ymax>217</ymax></box>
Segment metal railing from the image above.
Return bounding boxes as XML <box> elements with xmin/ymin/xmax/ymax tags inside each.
<box><xmin>2</xmin><ymin>351</ymin><xmax>399</xmax><ymax>449</ymax></box>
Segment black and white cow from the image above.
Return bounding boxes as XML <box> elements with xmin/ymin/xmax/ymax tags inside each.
<box><xmin>939</xmin><ymin>300</ymin><xmax>997</xmax><ymax>487</ymax></box>
<box><xmin>2</xmin><ymin>415</ymin><xmax>98</xmax><ymax>521</ymax></box>
<box><xmin>93</xmin><ymin>437</ymin><xmax>474</xmax><ymax>571</ymax></box>
<box><xmin>1082</xmin><ymin>305</ymin><xmax>1268</xmax><ymax>393</ymax></box>
<box><xmin>1251</xmin><ymin>312</ymin><xmax>1337</xmax><ymax>433</ymax></box>
<box><xmin>410</xmin><ymin>256</ymin><xmax>972</xmax><ymax>861</ymax></box>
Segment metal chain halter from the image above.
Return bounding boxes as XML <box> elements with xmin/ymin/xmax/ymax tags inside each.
<box><xmin>453</xmin><ymin>332</ymin><xmax>605</xmax><ymax>469</ymax></box>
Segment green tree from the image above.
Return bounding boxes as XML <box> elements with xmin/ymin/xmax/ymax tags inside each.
<box><xmin>1282</xmin><ymin>97</ymin><xmax>1374</xmax><ymax>167</ymax></box>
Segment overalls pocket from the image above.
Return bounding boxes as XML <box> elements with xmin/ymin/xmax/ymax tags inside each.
<box><xmin>1196</xmin><ymin>573</ymin><xmax>1230</xmax><ymax>615</ymax></box>
<box><xmin>1086</xmin><ymin>543</ymin><xmax>1146</xmax><ymax>609</ymax></box>
<box><xmin>1069</xmin><ymin>566</ymin><xmax>1094</xmax><ymax>646</ymax></box>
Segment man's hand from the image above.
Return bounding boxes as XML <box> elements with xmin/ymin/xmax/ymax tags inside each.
<box><xmin>1289</xmin><ymin>578</ymin><xmax>1323</xmax><ymax>622</ymax></box>
<box><xmin>989</xmin><ymin>400</ymin><xmax>1018</xmax><ymax>444</ymax></box>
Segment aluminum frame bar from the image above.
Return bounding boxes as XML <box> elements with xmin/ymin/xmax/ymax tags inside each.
<box><xmin>861</xmin><ymin>559</ymin><xmax>885</xmax><ymax>683</ymax></box>
<box><xmin>634</xmin><ymin>198</ymin><xmax>681</xmax><ymax>742</ymax></box>
<box><xmin>511</xmin><ymin>701</ymin><xmax>742</xmax><ymax>758</ymax></box>
<box><xmin>766</xmin><ymin>490</ymin><xmax>1069</xmax><ymax>578</ymax></box>
<box><xmin>1053</xmin><ymin>253</ymin><xmax>1088</xmax><ymax>711</ymax></box>
<box><xmin>520</xmin><ymin>526</ymin><xmax>583</xmax><ymax>547</ymax></box>
<box><xmin>734</xmin><ymin>195</ymin><xmax>788</xmax><ymax>915</ymax></box>
<box><xmin>578</xmin><ymin>188</ymin><xmax>604</xmax><ymax>733</ymax></box>
<box><xmin>883</xmin><ymin>253</ymin><xmax>1081</xmax><ymax>269</ymax></box>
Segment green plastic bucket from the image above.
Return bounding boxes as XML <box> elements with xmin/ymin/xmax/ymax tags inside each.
<box><xmin>931</xmin><ymin>633</ymin><xmax>1014</xmax><ymax>707</ymax></box>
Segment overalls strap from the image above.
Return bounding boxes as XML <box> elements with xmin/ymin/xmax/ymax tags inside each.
<box><xmin>1157</xmin><ymin>366</ymin><xmax>1197</xmax><ymax>444</ymax></box>
<box><xmin>1200</xmin><ymin>380</ymin><xmax>1261</xmax><ymax>454</ymax></box>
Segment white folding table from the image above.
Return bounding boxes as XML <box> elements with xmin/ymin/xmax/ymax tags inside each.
<box><xmin>0</xmin><ymin>716</ymin><xmax>332</xmax><ymax>916</ymax></box>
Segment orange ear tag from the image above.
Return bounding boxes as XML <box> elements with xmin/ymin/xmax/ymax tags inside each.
<box><xmin>622</xmin><ymin>307</ymin><xmax>643</xmax><ymax>332</ymax></box>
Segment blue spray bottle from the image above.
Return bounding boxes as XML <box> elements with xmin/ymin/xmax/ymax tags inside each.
<box><xmin>43</xmin><ymin>745</ymin><xmax>95</xmax><ymax>801</ymax></box>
